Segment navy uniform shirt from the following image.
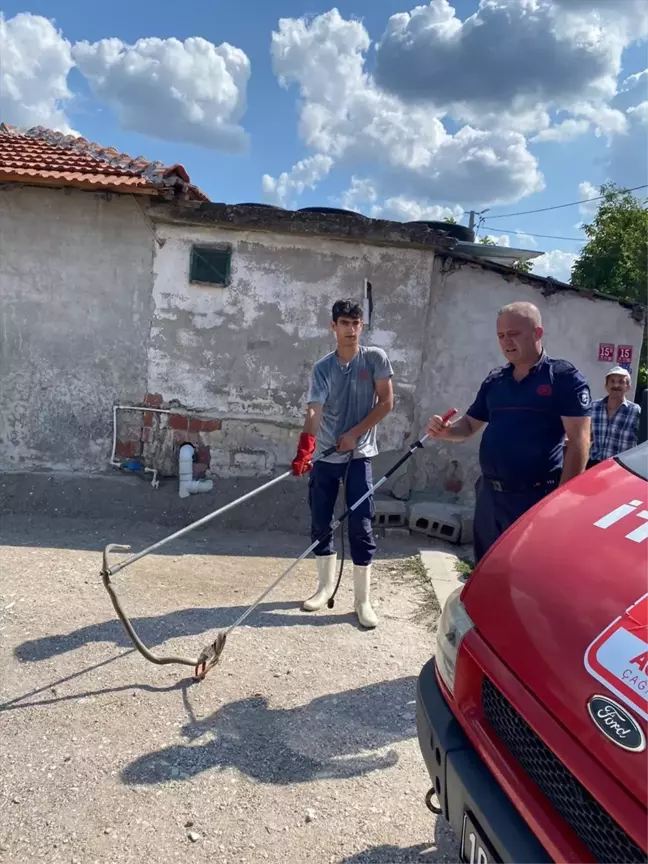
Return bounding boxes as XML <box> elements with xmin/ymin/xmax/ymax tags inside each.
<box><xmin>466</xmin><ymin>353</ymin><xmax>592</xmax><ymax>484</ymax></box>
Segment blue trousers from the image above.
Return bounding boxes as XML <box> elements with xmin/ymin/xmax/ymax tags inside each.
<box><xmin>308</xmin><ymin>458</ymin><xmax>376</xmax><ymax>566</ymax></box>
<box><xmin>473</xmin><ymin>476</ymin><xmax>553</xmax><ymax>564</ymax></box>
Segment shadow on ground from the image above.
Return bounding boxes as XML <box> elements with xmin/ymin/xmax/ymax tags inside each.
<box><xmin>14</xmin><ymin>601</ymin><xmax>370</xmax><ymax>663</ymax></box>
<box><xmin>342</xmin><ymin>835</ymin><xmax>458</xmax><ymax>863</ymax></box>
<box><xmin>122</xmin><ymin>676</ymin><xmax>418</xmax><ymax>786</ymax></box>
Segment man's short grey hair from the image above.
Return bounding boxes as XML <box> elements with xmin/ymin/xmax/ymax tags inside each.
<box><xmin>497</xmin><ymin>301</ymin><xmax>542</xmax><ymax>328</ymax></box>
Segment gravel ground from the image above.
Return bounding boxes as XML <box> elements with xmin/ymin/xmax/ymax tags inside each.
<box><xmin>0</xmin><ymin>515</ymin><xmax>459</xmax><ymax>864</ymax></box>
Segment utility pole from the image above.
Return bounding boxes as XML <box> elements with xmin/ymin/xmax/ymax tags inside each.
<box><xmin>468</xmin><ymin>208</ymin><xmax>489</xmax><ymax>235</ymax></box>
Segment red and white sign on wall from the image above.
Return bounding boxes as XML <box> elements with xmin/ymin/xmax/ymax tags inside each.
<box><xmin>617</xmin><ymin>344</ymin><xmax>633</xmax><ymax>364</ymax></box>
<box><xmin>598</xmin><ymin>343</ymin><xmax>614</xmax><ymax>362</ymax></box>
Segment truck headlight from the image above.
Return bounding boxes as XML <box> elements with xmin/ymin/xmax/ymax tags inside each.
<box><xmin>435</xmin><ymin>587</ymin><xmax>474</xmax><ymax>696</ymax></box>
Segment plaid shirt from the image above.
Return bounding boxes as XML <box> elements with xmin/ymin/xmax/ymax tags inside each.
<box><xmin>590</xmin><ymin>396</ymin><xmax>641</xmax><ymax>461</ymax></box>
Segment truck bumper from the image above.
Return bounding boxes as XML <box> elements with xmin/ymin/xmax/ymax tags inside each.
<box><xmin>416</xmin><ymin>657</ymin><xmax>552</xmax><ymax>864</ymax></box>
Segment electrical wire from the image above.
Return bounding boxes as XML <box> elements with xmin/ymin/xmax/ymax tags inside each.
<box><xmin>480</xmin><ymin>225</ymin><xmax>586</xmax><ymax>242</ymax></box>
<box><xmin>485</xmin><ymin>184</ymin><xmax>648</xmax><ymax>220</ymax></box>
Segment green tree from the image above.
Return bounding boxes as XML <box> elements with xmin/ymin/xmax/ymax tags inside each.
<box><xmin>512</xmin><ymin>258</ymin><xmax>533</xmax><ymax>274</ymax></box>
<box><xmin>444</xmin><ymin>216</ymin><xmax>458</xmax><ymax>224</ymax></box>
<box><xmin>479</xmin><ymin>235</ymin><xmax>496</xmax><ymax>245</ymax></box>
<box><xmin>571</xmin><ymin>183</ymin><xmax>648</xmax><ymax>393</ymax></box>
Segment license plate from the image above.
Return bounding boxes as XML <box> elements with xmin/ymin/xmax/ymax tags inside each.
<box><xmin>460</xmin><ymin>810</ymin><xmax>499</xmax><ymax>864</ymax></box>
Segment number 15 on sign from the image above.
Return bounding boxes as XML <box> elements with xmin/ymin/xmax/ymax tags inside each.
<box><xmin>618</xmin><ymin>345</ymin><xmax>633</xmax><ymax>364</ymax></box>
<box><xmin>599</xmin><ymin>343</ymin><xmax>614</xmax><ymax>362</ymax></box>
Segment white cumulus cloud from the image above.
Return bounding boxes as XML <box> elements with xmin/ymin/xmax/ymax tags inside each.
<box><xmin>73</xmin><ymin>35</ymin><xmax>251</xmax><ymax>152</ymax></box>
<box><xmin>374</xmin><ymin>0</ymin><xmax>633</xmax><ymax>118</ymax></box>
<box><xmin>262</xmin><ymin>154</ymin><xmax>334</xmax><ymax>207</ymax></box>
<box><xmin>339</xmin><ymin>176</ymin><xmax>380</xmax><ymax>212</ymax></box>
<box><xmin>532</xmin><ymin>249</ymin><xmax>579</xmax><ymax>283</ymax></box>
<box><xmin>627</xmin><ymin>101</ymin><xmax>648</xmax><ymax>125</ymax></box>
<box><xmin>578</xmin><ymin>181</ymin><xmax>600</xmax><ymax>217</ymax></box>
<box><xmin>532</xmin><ymin>119</ymin><xmax>591</xmax><ymax>143</ymax></box>
<box><xmin>338</xmin><ymin>176</ymin><xmax>464</xmax><ymax>222</ymax></box>
<box><xmin>374</xmin><ymin>197</ymin><xmax>465</xmax><ymax>223</ymax></box>
<box><xmin>605</xmin><ymin>69</ymin><xmax>648</xmax><ymax>187</ymax></box>
<box><xmin>0</xmin><ymin>12</ymin><xmax>75</xmax><ymax>133</ymax></box>
<box><xmin>372</xmin><ymin>0</ymin><xmax>648</xmax><ymax>141</ymax></box>
<box><xmin>270</xmin><ymin>9</ymin><xmax>543</xmax><ymax>209</ymax></box>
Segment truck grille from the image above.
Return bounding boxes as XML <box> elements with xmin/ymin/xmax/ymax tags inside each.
<box><xmin>482</xmin><ymin>677</ymin><xmax>647</xmax><ymax>864</ymax></box>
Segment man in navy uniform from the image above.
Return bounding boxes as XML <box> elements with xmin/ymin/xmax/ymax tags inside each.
<box><xmin>427</xmin><ymin>301</ymin><xmax>592</xmax><ymax>564</ymax></box>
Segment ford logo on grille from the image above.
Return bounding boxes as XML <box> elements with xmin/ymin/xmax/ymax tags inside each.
<box><xmin>587</xmin><ymin>695</ymin><xmax>646</xmax><ymax>752</ymax></box>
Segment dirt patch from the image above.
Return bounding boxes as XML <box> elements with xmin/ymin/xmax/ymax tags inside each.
<box><xmin>0</xmin><ymin>517</ymin><xmax>459</xmax><ymax>863</ymax></box>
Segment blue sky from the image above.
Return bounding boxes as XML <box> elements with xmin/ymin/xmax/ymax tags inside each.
<box><xmin>1</xmin><ymin>0</ymin><xmax>647</xmax><ymax>281</ymax></box>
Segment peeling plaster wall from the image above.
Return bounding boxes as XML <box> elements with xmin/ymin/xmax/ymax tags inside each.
<box><xmin>2</xmin><ymin>192</ymin><xmax>642</xmax><ymax>511</ymax></box>
<box><xmin>149</xmin><ymin>223</ymin><xmax>436</xmax><ymax>481</ymax></box>
<box><xmin>410</xmin><ymin>256</ymin><xmax>645</xmax><ymax>502</ymax></box>
<box><xmin>0</xmin><ymin>186</ymin><xmax>153</xmax><ymax>471</ymax></box>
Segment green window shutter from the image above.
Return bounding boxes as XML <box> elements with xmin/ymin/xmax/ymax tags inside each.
<box><xmin>190</xmin><ymin>245</ymin><xmax>231</xmax><ymax>285</ymax></box>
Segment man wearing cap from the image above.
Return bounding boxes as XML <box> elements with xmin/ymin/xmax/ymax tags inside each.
<box><xmin>588</xmin><ymin>366</ymin><xmax>641</xmax><ymax>467</ymax></box>
<box><xmin>426</xmin><ymin>301</ymin><xmax>592</xmax><ymax>564</ymax></box>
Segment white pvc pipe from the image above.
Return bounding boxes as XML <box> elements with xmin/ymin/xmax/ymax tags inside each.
<box><xmin>178</xmin><ymin>443</ymin><xmax>213</xmax><ymax>498</ymax></box>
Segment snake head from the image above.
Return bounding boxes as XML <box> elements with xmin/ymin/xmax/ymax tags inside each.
<box><xmin>193</xmin><ymin>631</ymin><xmax>227</xmax><ymax>681</ymax></box>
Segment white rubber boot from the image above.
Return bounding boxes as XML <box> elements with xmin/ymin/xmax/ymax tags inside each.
<box><xmin>302</xmin><ymin>553</ymin><xmax>337</xmax><ymax>611</ymax></box>
<box><xmin>354</xmin><ymin>564</ymin><xmax>378</xmax><ymax>629</ymax></box>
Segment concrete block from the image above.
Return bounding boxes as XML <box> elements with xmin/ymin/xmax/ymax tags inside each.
<box><xmin>409</xmin><ymin>501</ymin><xmax>461</xmax><ymax>544</ymax></box>
<box><xmin>372</xmin><ymin>497</ymin><xmax>408</xmax><ymax>528</ymax></box>
<box><xmin>458</xmin><ymin>513</ymin><xmax>473</xmax><ymax>545</ymax></box>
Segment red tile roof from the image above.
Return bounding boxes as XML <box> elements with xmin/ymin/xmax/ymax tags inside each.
<box><xmin>0</xmin><ymin>123</ymin><xmax>209</xmax><ymax>201</ymax></box>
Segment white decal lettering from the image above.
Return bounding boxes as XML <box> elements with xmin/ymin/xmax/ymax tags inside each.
<box><xmin>595</xmin><ymin>502</ymin><xmax>640</xmax><ymax>529</ymax></box>
<box><xmin>468</xmin><ymin>832</ymin><xmax>476</xmax><ymax>864</ymax></box>
<box><xmin>626</xmin><ymin>511</ymin><xmax>648</xmax><ymax>544</ymax></box>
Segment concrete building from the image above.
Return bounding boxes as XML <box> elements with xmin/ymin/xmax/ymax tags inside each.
<box><xmin>0</xmin><ymin>123</ymin><xmax>206</xmax><ymax>474</ymax></box>
<box><xmin>1</xmin><ymin>125</ymin><xmax>644</xmax><ymax>528</ymax></box>
<box><xmin>141</xmin><ymin>200</ymin><xmax>645</xmax><ymax>506</ymax></box>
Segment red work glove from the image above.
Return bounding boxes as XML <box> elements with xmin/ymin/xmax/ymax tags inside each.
<box><xmin>291</xmin><ymin>433</ymin><xmax>316</xmax><ymax>476</ymax></box>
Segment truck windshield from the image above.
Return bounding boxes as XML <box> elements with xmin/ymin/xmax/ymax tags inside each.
<box><xmin>617</xmin><ymin>441</ymin><xmax>648</xmax><ymax>481</ymax></box>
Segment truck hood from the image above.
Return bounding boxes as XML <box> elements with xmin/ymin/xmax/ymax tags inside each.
<box><xmin>462</xmin><ymin>452</ymin><xmax>648</xmax><ymax>804</ymax></box>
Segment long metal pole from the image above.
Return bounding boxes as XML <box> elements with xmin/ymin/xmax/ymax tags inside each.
<box><xmin>224</xmin><ymin>425</ymin><xmax>453</xmax><ymax>636</ymax></box>
<box><xmin>100</xmin><ymin>416</ymin><xmax>455</xmax><ymax>679</ymax></box>
<box><xmin>102</xmin><ymin>445</ymin><xmax>338</xmax><ymax>578</ymax></box>
<box><xmin>103</xmin><ymin>470</ymin><xmax>293</xmax><ymax>577</ymax></box>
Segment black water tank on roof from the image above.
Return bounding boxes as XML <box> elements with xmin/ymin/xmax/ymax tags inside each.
<box><xmin>236</xmin><ymin>202</ymin><xmax>289</xmax><ymax>211</ymax></box>
<box><xmin>297</xmin><ymin>206</ymin><xmax>368</xmax><ymax>218</ymax></box>
<box><xmin>406</xmin><ymin>220</ymin><xmax>475</xmax><ymax>243</ymax></box>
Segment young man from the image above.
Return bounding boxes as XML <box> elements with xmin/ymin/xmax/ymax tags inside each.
<box><xmin>427</xmin><ymin>301</ymin><xmax>592</xmax><ymax>564</ymax></box>
<box><xmin>588</xmin><ymin>366</ymin><xmax>641</xmax><ymax>467</ymax></box>
<box><xmin>291</xmin><ymin>299</ymin><xmax>394</xmax><ymax>628</ymax></box>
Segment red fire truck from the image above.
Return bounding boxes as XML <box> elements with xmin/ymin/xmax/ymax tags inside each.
<box><xmin>416</xmin><ymin>436</ymin><xmax>648</xmax><ymax>863</ymax></box>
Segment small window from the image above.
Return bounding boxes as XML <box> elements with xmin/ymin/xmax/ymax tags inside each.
<box><xmin>189</xmin><ymin>244</ymin><xmax>231</xmax><ymax>286</ymax></box>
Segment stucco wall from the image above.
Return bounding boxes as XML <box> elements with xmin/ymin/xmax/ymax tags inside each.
<box><xmin>2</xmin><ymin>193</ymin><xmax>642</xmax><ymax>510</ymax></box>
<box><xmin>147</xmin><ymin>222</ymin><xmax>436</xmax><ymax>479</ymax></box>
<box><xmin>410</xmin><ymin>255</ymin><xmax>645</xmax><ymax>500</ymax></box>
<box><xmin>0</xmin><ymin>185</ymin><xmax>154</xmax><ymax>471</ymax></box>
